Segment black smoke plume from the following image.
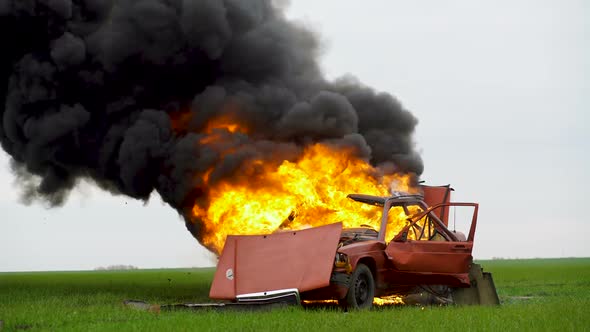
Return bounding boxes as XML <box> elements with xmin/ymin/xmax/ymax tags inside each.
<box><xmin>0</xmin><ymin>0</ymin><xmax>422</xmax><ymax>250</ymax></box>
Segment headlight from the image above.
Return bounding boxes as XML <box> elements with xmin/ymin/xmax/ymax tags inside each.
<box><xmin>334</xmin><ymin>252</ymin><xmax>348</xmax><ymax>268</ymax></box>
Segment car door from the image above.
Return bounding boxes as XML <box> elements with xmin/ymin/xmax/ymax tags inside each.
<box><xmin>386</xmin><ymin>239</ymin><xmax>473</xmax><ymax>274</ymax></box>
<box><xmin>384</xmin><ymin>203</ymin><xmax>478</xmax><ymax>283</ymax></box>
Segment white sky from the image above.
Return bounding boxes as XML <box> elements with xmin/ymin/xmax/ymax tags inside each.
<box><xmin>1</xmin><ymin>0</ymin><xmax>589</xmax><ymax>271</ymax></box>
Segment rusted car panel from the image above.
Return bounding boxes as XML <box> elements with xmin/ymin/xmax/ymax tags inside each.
<box><xmin>209</xmin><ymin>235</ymin><xmax>238</xmax><ymax>300</ymax></box>
<box><xmin>209</xmin><ymin>223</ymin><xmax>342</xmax><ymax>300</ymax></box>
<box><xmin>386</xmin><ymin>241</ymin><xmax>473</xmax><ymax>274</ymax></box>
<box><xmin>422</xmin><ymin>185</ymin><xmax>453</xmax><ymax>226</ymax></box>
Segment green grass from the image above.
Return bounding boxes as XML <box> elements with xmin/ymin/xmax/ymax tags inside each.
<box><xmin>1</xmin><ymin>258</ymin><xmax>589</xmax><ymax>331</ymax></box>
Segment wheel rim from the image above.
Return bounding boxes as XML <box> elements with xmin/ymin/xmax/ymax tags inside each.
<box><xmin>355</xmin><ymin>276</ymin><xmax>369</xmax><ymax>304</ymax></box>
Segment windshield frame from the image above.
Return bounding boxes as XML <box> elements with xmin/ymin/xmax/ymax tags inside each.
<box><xmin>377</xmin><ymin>198</ymin><xmax>429</xmax><ymax>242</ymax></box>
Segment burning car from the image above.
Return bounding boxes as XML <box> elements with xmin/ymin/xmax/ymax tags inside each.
<box><xmin>209</xmin><ymin>185</ymin><xmax>499</xmax><ymax>309</ymax></box>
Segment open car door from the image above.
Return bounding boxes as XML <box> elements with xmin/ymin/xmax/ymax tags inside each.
<box><xmin>385</xmin><ymin>203</ymin><xmax>479</xmax><ymax>286</ymax></box>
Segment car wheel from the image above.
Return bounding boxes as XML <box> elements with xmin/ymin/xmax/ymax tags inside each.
<box><xmin>342</xmin><ymin>263</ymin><xmax>375</xmax><ymax>309</ymax></box>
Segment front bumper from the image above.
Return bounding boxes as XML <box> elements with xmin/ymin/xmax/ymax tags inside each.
<box><xmin>330</xmin><ymin>271</ymin><xmax>351</xmax><ymax>287</ymax></box>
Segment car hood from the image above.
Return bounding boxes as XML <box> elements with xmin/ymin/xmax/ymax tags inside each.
<box><xmin>209</xmin><ymin>223</ymin><xmax>343</xmax><ymax>300</ymax></box>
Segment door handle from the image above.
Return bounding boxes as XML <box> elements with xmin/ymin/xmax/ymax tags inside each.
<box><xmin>452</xmin><ymin>244</ymin><xmax>468</xmax><ymax>251</ymax></box>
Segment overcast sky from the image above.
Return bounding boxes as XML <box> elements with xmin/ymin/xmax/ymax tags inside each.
<box><xmin>1</xmin><ymin>0</ymin><xmax>588</xmax><ymax>271</ymax></box>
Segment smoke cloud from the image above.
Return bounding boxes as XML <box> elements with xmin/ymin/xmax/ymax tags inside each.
<box><xmin>0</xmin><ymin>0</ymin><xmax>422</xmax><ymax>248</ymax></box>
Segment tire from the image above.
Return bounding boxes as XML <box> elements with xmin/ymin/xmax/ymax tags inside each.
<box><xmin>342</xmin><ymin>263</ymin><xmax>375</xmax><ymax>309</ymax></box>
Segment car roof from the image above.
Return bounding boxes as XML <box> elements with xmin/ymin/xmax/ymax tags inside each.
<box><xmin>347</xmin><ymin>193</ymin><xmax>424</xmax><ymax>206</ymax></box>
<box><xmin>347</xmin><ymin>194</ymin><xmax>386</xmax><ymax>206</ymax></box>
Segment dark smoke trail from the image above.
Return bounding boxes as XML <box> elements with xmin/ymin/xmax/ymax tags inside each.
<box><xmin>0</xmin><ymin>0</ymin><xmax>422</xmax><ymax>249</ymax></box>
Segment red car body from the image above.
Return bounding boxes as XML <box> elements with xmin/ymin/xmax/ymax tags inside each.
<box><xmin>210</xmin><ymin>185</ymin><xmax>483</xmax><ymax>308</ymax></box>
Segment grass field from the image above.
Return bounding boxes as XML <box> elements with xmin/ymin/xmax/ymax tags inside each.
<box><xmin>1</xmin><ymin>258</ymin><xmax>589</xmax><ymax>331</ymax></box>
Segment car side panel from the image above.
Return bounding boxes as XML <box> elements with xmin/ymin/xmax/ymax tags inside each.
<box><xmin>386</xmin><ymin>240</ymin><xmax>473</xmax><ymax>274</ymax></box>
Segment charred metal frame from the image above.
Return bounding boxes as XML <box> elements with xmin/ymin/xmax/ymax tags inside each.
<box><xmin>403</xmin><ymin>202</ymin><xmax>479</xmax><ymax>242</ymax></box>
<box><xmin>375</xmin><ymin>197</ymin><xmax>478</xmax><ymax>243</ymax></box>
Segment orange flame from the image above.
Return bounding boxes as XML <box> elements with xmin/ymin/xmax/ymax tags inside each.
<box><xmin>191</xmin><ymin>134</ymin><xmax>419</xmax><ymax>253</ymax></box>
<box><xmin>204</xmin><ymin>114</ymin><xmax>249</xmax><ymax>135</ymax></box>
<box><xmin>373</xmin><ymin>295</ymin><xmax>405</xmax><ymax>306</ymax></box>
<box><xmin>302</xmin><ymin>295</ymin><xmax>404</xmax><ymax>307</ymax></box>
